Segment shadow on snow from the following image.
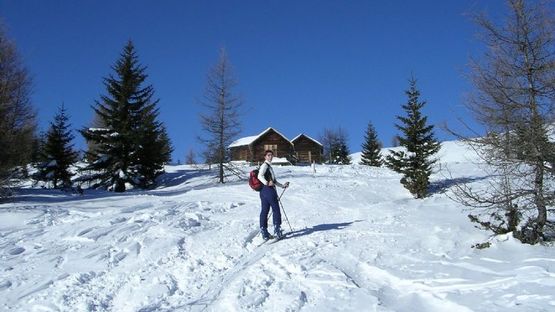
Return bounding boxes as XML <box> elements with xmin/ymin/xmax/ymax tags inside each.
<box><xmin>429</xmin><ymin>176</ymin><xmax>489</xmax><ymax>195</ymax></box>
<box><xmin>286</xmin><ymin>220</ymin><xmax>364</xmax><ymax>239</ymax></box>
<box><xmin>4</xmin><ymin>168</ymin><xmax>217</xmax><ymax>205</ymax></box>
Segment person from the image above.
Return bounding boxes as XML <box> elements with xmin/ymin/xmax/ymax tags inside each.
<box><xmin>258</xmin><ymin>150</ymin><xmax>290</xmax><ymax>240</ymax></box>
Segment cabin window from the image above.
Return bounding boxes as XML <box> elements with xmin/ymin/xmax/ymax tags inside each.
<box><xmin>264</xmin><ymin>144</ymin><xmax>278</xmax><ymax>156</ymax></box>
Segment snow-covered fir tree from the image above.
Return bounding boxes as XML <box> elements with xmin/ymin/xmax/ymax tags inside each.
<box><xmin>80</xmin><ymin>41</ymin><xmax>172</xmax><ymax>192</ymax></box>
<box><xmin>360</xmin><ymin>121</ymin><xmax>382</xmax><ymax>166</ymax></box>
<box><xmin>331</xmin><ymin>135</ymin><xmax>351</xmax><ymax>165</ymax></box>
<box><xmin>135</xmin><ymin>109</ymin><xmax>173</xmax><ymax>189</ymax></box>
<box><xmin>33</xmin><ymin>104</ymin><xmax>78</xmax><ymax>188</ymax></box>
<box><xmin>386</xmin><ymin>77</ymin><xmax>440</xmax><ymax>198</ymax></box>
<box><xmin>322</xmin><ymin>127</ymin><xmax>351</xmax><ymax>165</ymax></box>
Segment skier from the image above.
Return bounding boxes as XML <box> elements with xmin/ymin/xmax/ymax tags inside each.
<box><xmin>258</xmin><ymin>150</ymin><xmax>289</xmax><ymax>240</ymax></box>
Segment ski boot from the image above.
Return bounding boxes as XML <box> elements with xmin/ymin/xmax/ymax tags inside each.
<box><xmin>260</xmin><ymin>227</ymin><xmax>272</xmax><ymax>241</ymax></box>
<box><xmin>274</xmin><ymin>226</ymin><xmax>284</xmax><ymax>240</ymax></box>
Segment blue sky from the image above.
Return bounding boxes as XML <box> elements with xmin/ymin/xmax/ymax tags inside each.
<box><xmin>0</xmin><ymin>1</ymin><xmax>508</xmax><ymax>163</ymax></box>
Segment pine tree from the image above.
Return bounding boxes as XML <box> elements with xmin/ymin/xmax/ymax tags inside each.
<box><xmin>80</xmin><ymin>41</ymin><xmax>172</xmax><ymax>192</ymax></box>
<box><xmin>34</xmin><ymin>104</ymin><xmax>78</xmax><ymax>188</ymax></box>
<box><xmin>330</xmin><ymin>129</ymin><xmax>352</xmax><ymax>165</ymax></box>
<box><xmin>321</xmin><ymin>127</ymin><xmax>351</xmax><ymax>165</ymax></box>
<box><xmin>360</xmin><ymin>122</ymin><xmax>382</xmax><ymax>166</ymax></box>
<box><xmin>135</xmin><ymin>108</ymin><xmax>172</xmax><ymax>188</ymax></box>
<box><xmin>386</xmin><ymin>77</ymin><xmax>440</xmax><ymax>198</ymax></box>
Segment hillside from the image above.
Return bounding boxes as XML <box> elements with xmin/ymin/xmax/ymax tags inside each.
<box><xmin>1</xmin><ymin>140</ymin><xmax>554</xmax><ymax>311</ymax></box>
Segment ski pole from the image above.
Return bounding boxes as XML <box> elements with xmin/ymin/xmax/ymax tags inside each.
<box><xmin>267</xmin><ymin>187</ymin><xmax>288</xmax><ymax>224</ymax></box>
<box><xmin>278</xmin><ymin>189</ymin><xmax>293</xmax><ymax>232</ymax></box>
<box><xmin>278</xmin><ymin>187</ymin><xmax>287</xmax><ymax>200</ymax></box>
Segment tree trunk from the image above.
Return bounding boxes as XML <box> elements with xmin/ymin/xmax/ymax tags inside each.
<box><xmin>115</xmin><ymin>180</ymin><xmax>126</xmax><ymax>192</ymax></box>
<box><xmin>533</xmin><ymin>161</ymin><xmax>547</xmax><ymax>235</ymax></box>
<box><xmin>219</xmin><ymin>162</ymin><xmax>224</xmax><ymax>184</ymax></box>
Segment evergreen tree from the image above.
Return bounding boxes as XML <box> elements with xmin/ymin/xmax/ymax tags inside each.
<box><xmin>84</xmin><ymin>111</ymin><xmax>106</xmax><ymax>159</ymax></box>
<box><xmin>80</xmin><ymin>41</ymin><xmax>172</xmax><ymax>192</ymax></box>
<box><xmin>34</xmin><ymin>104</ymin><xmax>78</xmax><ymax>188</ymax></box>
<box><xmin>135</xmin><ymin>108</ymin><xmax>173</xmax><ymax>188</ymax></box>
<box><xmin>386</xmin><ymin>77</ymin><xmax>440</xmax><ymax>198</ymax></box>
<box><xmin>360</xmin><ymin>122</ymin><xmax>382</xmax><ymax>166</ymax></box>
<box><xmin>321</xmin><ymin>127</ymin><xmax>351</xmax><ymax>165</ymax></box>
<box><xmin>330</xmin><ymin>129</ymin><xmax>352</xmax><ymax>165</ymax></box>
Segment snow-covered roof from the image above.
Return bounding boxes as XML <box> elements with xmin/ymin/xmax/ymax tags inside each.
<box><xmin>229</xmin><ymin>135</ymin><xmax>259</xmax><ymax>148</ymax></box>
<box><xmin>229</xmin><ymin>127</ymin><xmax>291</xmax><ymax>148</ymax></box>
<box><xmin>291</xmin><ymin>133</ymin><xmax>323</xmax><ymax>146</ymax></box>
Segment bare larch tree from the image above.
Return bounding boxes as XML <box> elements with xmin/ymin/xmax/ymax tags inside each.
<box><xmin>0</xmin><ymin>24</ymin><xmax>37</xmax><ymax>198</ymax></box>
<box><xmin>453</xmin><ymin>0</ymin><xmax>555</xmax><ymax>244</ymax></box>
<box><xmin>199</xmin><ymin>48</ymin><xmax>242</xmax><ymax>183</ymax></box>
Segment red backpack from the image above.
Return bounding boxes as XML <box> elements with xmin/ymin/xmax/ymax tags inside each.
<box><xmin>248</xmin><ymin>165</ymin><xmax>272</xmax><ymax>191</ymax></box>
<box><xmin>248</xmin><ymin>169</ymin><xmax>263</xmax><ymax>191</ymax></box>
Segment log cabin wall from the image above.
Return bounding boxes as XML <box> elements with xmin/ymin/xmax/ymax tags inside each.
<box><xmin>252</xmin><ymin>130</ymin><xmax>293</xmax><ymax>163</ymax></box>
<box><xmin>293</xmin><ymin>135</ymin><xmax>323</xmax><ymax>164</ymax></box>
<box><xmin>230</xmin><ymin>146</ymin><xmax>250</xmax><ymax>162</ymax></box>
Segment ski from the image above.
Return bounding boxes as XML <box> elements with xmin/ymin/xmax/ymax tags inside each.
<box><xmin>265</xmin><ymin>233</ymin><xmax>287</xmax><ymax>245</ymax></box>
<box><xmin>256</xmin><ymin>233</ymin><xmax>288</xmax><ymax>247</ymax></box>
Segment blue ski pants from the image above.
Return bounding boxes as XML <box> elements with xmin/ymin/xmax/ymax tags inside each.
<box><xmin>259</xmin><ymin>185</ymin><xmax>281</xmax><ymax>229</ymax></box>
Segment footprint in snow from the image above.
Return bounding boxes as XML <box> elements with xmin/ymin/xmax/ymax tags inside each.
<box><xmin>0</xmin><ymin>280</ymin><xmax>12</xmax><ymax>291</ymax></box>
<box><xmin>8</xmin><ymin>247</ymin><xmax>25</xmax><ymax>255</ymax></box>
<box><xmin>179</xmin><ymin>218</ymin><xmax>201</xmax><ymax>230</ymax></box>
<box><xmin>77</xmin><ymin>272</ymin><xmax>97</xmax><ymax>284</ymax></box>
<box><xmin>110</xmin><ymin>250</ymin><xmax>128</xmax><ymax>266</ymax></box>
<box><xmin>110</xmin><ymin>217</ymin><xmax>128</xmax><ymax>224</ymax></box>
<box><xmin>78</xmin><ymin>227</ymin><xmax>95</xmax><ymax>237</ymax></box>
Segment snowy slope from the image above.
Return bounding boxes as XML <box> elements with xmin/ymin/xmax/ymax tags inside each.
<box><xmin>351</xmin><ymin>140</ymin><xmax>481</xmax><ymax>165</ymax></box>
<box><xmin>1</xmin><ymin>141</ymin><xmax>554</xmax><ymax>311</ymax></box>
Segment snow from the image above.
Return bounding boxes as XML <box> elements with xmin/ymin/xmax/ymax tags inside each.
<box><xmin>269</xmin><ymin>157</ymin><xmax>291</xmax><ymax>165</ymax></box>
<box><xmin>1</xmin><ymin>140</ymin><xmax>554</xmax><ymax>311</ymax></box>
<box><xmin>87</xmin><ymin>128</ymin><xmax>109</xmax><ymax>132</ymax></box>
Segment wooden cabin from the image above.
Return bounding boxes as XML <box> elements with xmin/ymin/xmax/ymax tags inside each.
<box><xmin>292</xmin><ymin>134</ymin><xmax>323</xmax><ymax>164</ymax></box>
<box><xmin>229</xmin><ymin>127</ymin><xmax>294</xmax><ymax>164</ymax></box>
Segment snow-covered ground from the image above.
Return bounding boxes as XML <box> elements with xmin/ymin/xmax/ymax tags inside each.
<box><xmin>1</xmin><ymin>140</ymin><xmax>554</xmax><ymax>311</ymax></box>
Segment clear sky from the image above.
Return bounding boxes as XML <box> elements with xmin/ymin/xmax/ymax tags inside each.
<box><xmin>0</xmin><ymin>1</ymin><xmax>508</xmax><ymax>163</ymax></box>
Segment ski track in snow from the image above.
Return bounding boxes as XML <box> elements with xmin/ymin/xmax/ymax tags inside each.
<box><xmin>1</xmin><ymin>153</ymin><xmax>555</xmax><ymax>311</ymax></box>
